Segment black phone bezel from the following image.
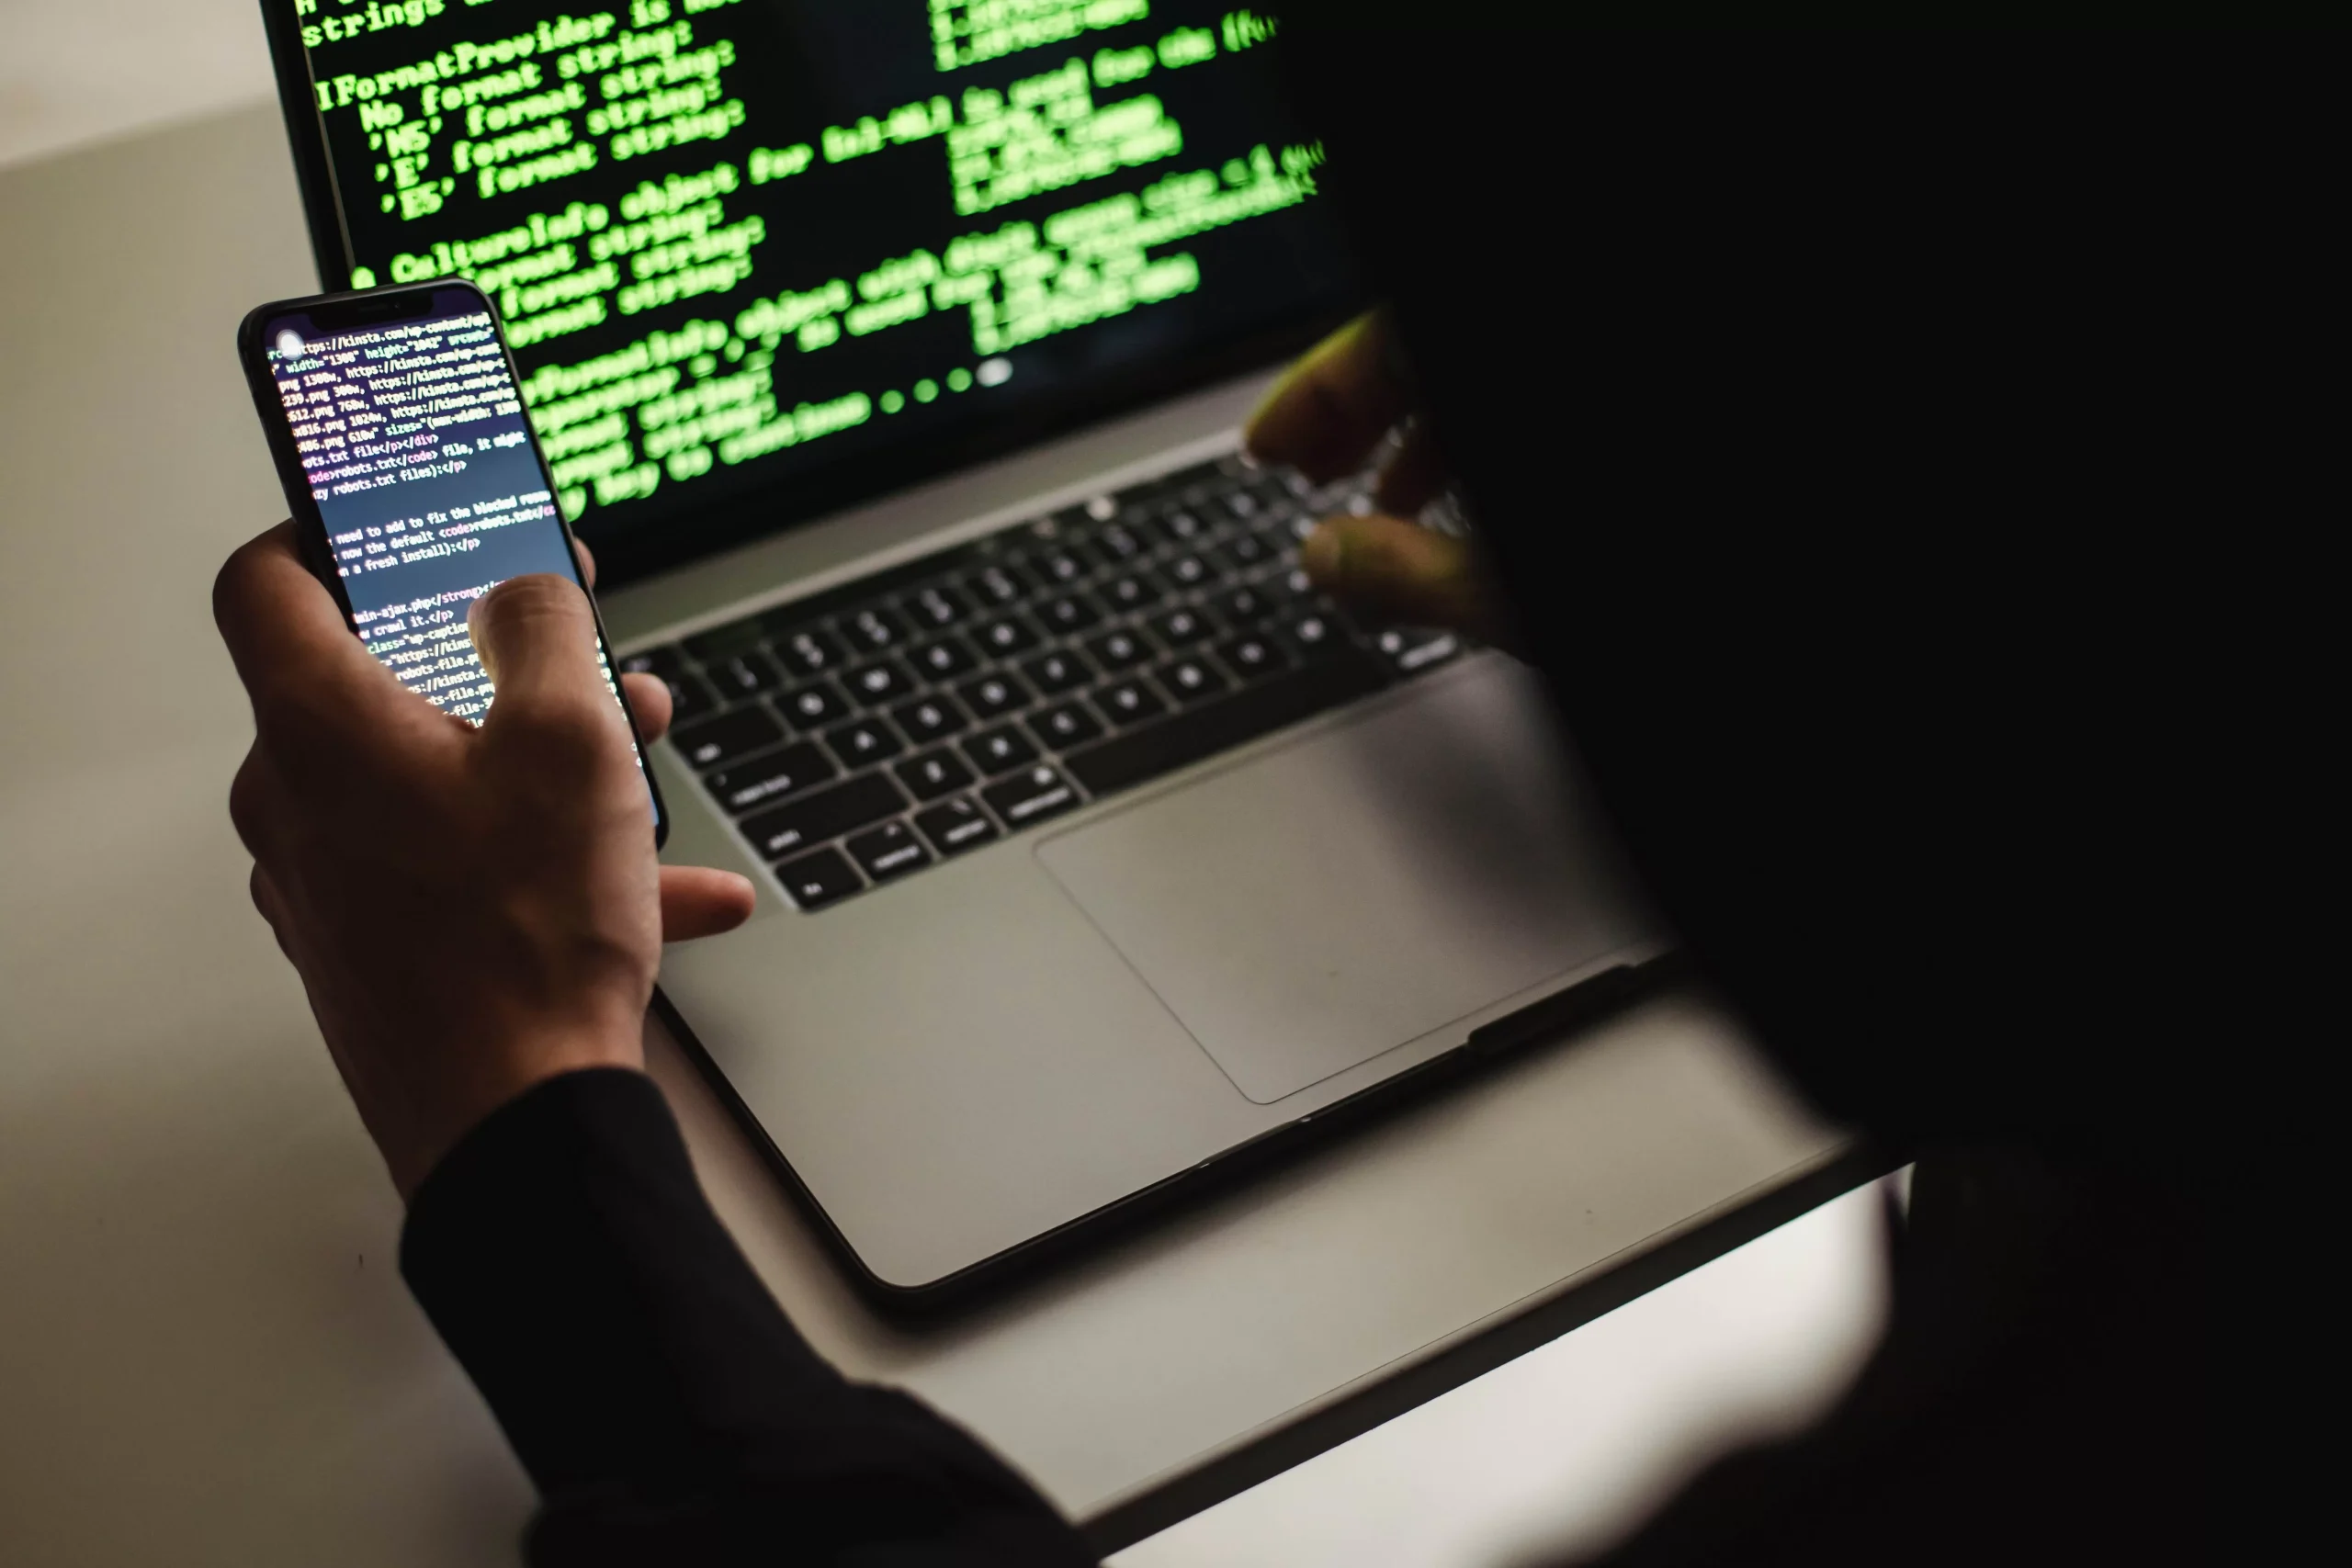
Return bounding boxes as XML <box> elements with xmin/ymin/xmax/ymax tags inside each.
<box><xmin>234</xmin><ymin>277</ymin><xmax>672</xmax><ymax>849</ymax></box>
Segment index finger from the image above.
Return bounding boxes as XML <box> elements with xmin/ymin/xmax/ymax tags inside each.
<box><xmin>211</xmin><ymin>521</ymin><xmax>397</xmax><ymax>714</ymax></box>
<box><xmin>1244</xmin><ymin>310</ymin><xmax>1416</xmax><ymax>482</ymax></box>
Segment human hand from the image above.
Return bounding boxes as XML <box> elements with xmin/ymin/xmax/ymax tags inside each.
<box><xmin>215</xmin><ymin>523</ymin><xmax>755</xmax><ymax>1199</ymax></box>
<box><xmin>1245</xmin><ymin>310</ymin><xmax>1512</xmax><ymax>647</ymax></box>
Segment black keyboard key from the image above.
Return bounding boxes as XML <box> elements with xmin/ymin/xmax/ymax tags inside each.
<box><xmin>1101</xmin><ymin>570</ymin><xmax>1165</xmax><ymax>613</ymax></box>
<box><xmin>958</xmin><ymin>671</ymin><xmax>1034</xmax><ymax>719</ymax></box>
<box><xmin>1219</xmin><ymin>582</ymin><xmax>1274</xmax><ymax>623</ymax></box>
<box><xmin>967</xmin><ymin>561</ymin><xmax>1033</xmax><ymax>606</ymax></box>
<box><xmin>915</xmin><ymin>795</ymin><xmax>1001</xmax><ymax>856</ymax></box>
<box><xmin>684</xmin><ymin>615</ymin><xmax>764</xmax><ymax>661</ymax></box>
<box><xmin>1268</xmin><ymin>566</ymin><xmax>1317</xmax><ymax>602</ymax></box>
<box><xmin>843</xmin><ymin>658</ymin><xmax>916</xmax><ymax>707</ymax></box>
<box><xmin>770</xmin><ymin>626</ymin><xmax>848</xmax><ymax>678</ymax></box>
<box><xmin>706</xmin><ymin>650</ymin><xmax>783</xmax><ymax>699</ymax></box>
<box><xmin>1375</xmin><ymin>627</ymin><xmax>1464</xmax><ymax>673</ymax></box>
<box><xmin>1217</xmin><ymin>633</ymin><xmax>1289</xmax><ymax>682</ymax></box>
<box><xmin>1151</xmin><ymin>604</ymin><xmax>1220</xmax><ymax>648</ymax></box>
<box><xmin>905</xmin><ymin>583</ymin><xmax>972</xmax><ymax>629</ymax></box>
<box><xmin>1164</xmin><ymin>552</ymin><xmax>1213</xmax><ymax>590</ymax></box>
<box><xmin>1219</xmin><ymin>488</ymin><xmax>1262</xmax><ymax>524</ymax></box>
<box><xmin>982</xmin><ymin>764</ymin><xmax>1083</xmax><ymax>830</ymax></box>
<box><xmin>1086</xmin><ymin>626</ymin><xmax>1155</xmax><ymax>670</ymax></box>
<box><xmin>1216</xmin><ymin>532</ymin><xmax>1275</xmax><ymax>570</ymax></box>
<box><xmin>705</xmin><ymin>741</ymin><xmax>838</xmax><ymax>815</ymax></box>
<box><xmin>842</xmin><ymin>606</ymin><xmax>910</xmax><ymax>652</ymax></box>
<box><xmin>1153</xmin><ymin>504</ymin><xmax>1211</xmax><ymax>545</ymax></box>
<box><xmin>619</xmin><ymin>645</ymin><xmax>686</xmax><ymax>682</ymax></box>
<box><xmin>844</xmin><ymin>820</ymin><xmax>933</xmax><ymax>883</ymax></box>
<box><xmin>774</xmin><ymin>846</ymin><xmax>863</xmax><ymax>910</ymax></box>
<box><xmin>895</xmin><ymin>748</ymin><xmax>977</xmax><ymax>801</ymax></box>
<box><xmin>1032</xmin><ymin>547</ymin><xmax>1091</xmax><ymax>585</ymax></box>
<box><xmin>1027</xmin><ymin>700</ymin><xmax>1103</xmax><ymax>750</ymax></box>
<box><xmin>663</xmin><ymin>671</ymin><xmax>718</xmax><ymax>724</ymax></box>
<box><xmin>961</xmin><ymin>723</ymin><xmax>1039</xmax><ymax>775</ymax></box>
<box><xmin>1159</xmin><ymin>655</ymin><xmax>1231</xmax><ymax>706</ymax></box>
<box><xmin>1036</xmin><ymin>592</ymin><xmax>1102</xmax><ymax>635</ymax></box>
<box><xmin>825</xmin><ymin>716</ymin><xmax>905</xmax><ymax>768</ymax></box>
<box><xmin>1023</xmin><ymin>647</ymin><xmax>1095</xmax><ymax>694</ymax></box>
<box><xmin>673</xmin><ymin>705</ymin><xmax>786</xmax><ymax>770</ymax></box>
<box><xmin>1247</xmin><ymin>487</ymin><xmax>1302</xmax><ymax>524</ymax></box>
<box><xmin>1246</xmin><ymin>518</ymin><xmax>1303</xmax><ymax>557</ymax></box>
<box><xmin>974</xmin><ymin>614</ymin><xmax>1040</xmax><ymax>658</ymax></box>
<box><xmin>742</xmin><ymin>773</ymin><xmax>908</xmax><ymax>861</ymax></box>
<box><xmin>779</xmin><ymin>679</ymin><xmax>851</xmax><ymax>728</ymax></box>
<box><xmin>1093</xmin><ymin>521</ymin><xmax>1148</xmax><ymax>562</ymax></box>
<box><xmin>909</xmin><ymin>635</ymin><xmax>980</xmax><ymax>681</ymax></box>
<box><xmin>1067</xmin><ymin>654</ymin><xmax>1386</xmax><ymax>795</ymax></box>
<box><xmin>1094</xmin><ymin>677</ymin><xmax>1168</xmax><ymax>727</ymax></box>
<box><xmin>1280</xmin><ymin>609</ymin><xmax>1344</xmax><ymax>659</ymax></box>
<box><xmin>892</xmin><ymin>694</ymin><xmax>970</xmax><ymax>743</ymax></box>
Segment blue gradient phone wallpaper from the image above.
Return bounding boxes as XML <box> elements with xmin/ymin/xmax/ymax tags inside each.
<box><xmin>263</xmin><ymin>288</ymin><xmax>612</xmax><ymax>723</ymax></box>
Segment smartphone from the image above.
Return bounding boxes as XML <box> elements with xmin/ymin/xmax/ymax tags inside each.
<box><xmin>237</xmin><ymin>280</ymin><xmax>666</xmax><ymax>843</ymax></box>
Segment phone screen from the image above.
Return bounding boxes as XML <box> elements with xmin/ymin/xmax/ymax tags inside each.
<box><xmin>256</xmin><ymin>286</ymin><xmax>615</xmax><ymax>726</ymax></box>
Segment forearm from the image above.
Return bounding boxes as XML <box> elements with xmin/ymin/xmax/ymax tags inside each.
<box><xmin>401</xmin><ymin>1068</ymin><xmax>1092</xmax><ymax>1566</ymax></box>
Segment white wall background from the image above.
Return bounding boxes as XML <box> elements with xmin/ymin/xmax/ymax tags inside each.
<box><xmin>0</xmin><ymin>0</ymin><xmax>277</xmax><ymax>171</ymax></box>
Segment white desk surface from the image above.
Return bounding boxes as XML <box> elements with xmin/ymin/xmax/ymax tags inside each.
<box><xmin>1109</xmin><ymin>1180</ymin><xmax>1893</xmax><ymax>1568</ymax></box>
<box><xmin>0</xmin><ymin>105</ymin><xmax>1845</xmax><ymax>1566</ymax></box>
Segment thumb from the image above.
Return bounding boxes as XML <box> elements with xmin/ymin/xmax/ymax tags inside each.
<box><xmin>1298</xmin><ymin>514</ymin><xmax>1514</xmax><ymax>649</ymax></box>
<box><xmin>467</xmin><ymin>573</ymin><xmax>609</xmax><ymax>723</ymax></box>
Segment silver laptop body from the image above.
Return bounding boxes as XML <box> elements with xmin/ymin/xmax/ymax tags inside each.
<box><xmin>599</xmin><ymin>370</ymin><xmax>1661</xmax><ymax>1297</ymax></box>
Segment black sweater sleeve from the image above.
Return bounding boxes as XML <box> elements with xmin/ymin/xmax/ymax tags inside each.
<box><xmin>399</xmin><ymin>1067</ymin><xmax>1097</xmax><ymax>1568</ymax></box>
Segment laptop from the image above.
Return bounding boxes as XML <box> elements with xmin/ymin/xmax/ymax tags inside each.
<box><xmin>262</xmin><ymin>0</ymin><xmax>1663</xmax><ymax>1303</ymax></box>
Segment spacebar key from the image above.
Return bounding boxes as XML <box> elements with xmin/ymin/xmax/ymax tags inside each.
<box><xmin>1065</xmin><ymin>654</ymin><xmax>1385</xmax><ymax>795</ymax></box>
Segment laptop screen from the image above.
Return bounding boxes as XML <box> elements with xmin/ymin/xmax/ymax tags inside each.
<box><xmin>268</xmin><ymin>2</ymin><xmax>1360</xmax><ymax>581</ymax></box>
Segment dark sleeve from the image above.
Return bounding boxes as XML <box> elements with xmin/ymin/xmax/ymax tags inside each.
<box><xmin>400</xmin><ymin>1067</ymin><xmax>1097</xmax><ymax>1568</ymax></box>
<box><xmin>1554</xmin><ymin>1148</ymin><xmax>2208</xmax><ymax>1568</ymax></box>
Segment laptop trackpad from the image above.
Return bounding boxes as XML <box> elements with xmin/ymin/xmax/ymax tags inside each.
<box><xmin>1035</xmin><ymin>659</ymin><xmax>1640</xmax><ymax>1104</ymax></box>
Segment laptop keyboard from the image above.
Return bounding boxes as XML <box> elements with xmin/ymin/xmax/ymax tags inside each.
<box><xmin>622</xmin><ymin>455</ymin><xmax>1465</xmax><ymax>910</ymax></box>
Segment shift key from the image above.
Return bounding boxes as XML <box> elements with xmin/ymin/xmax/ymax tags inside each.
<box><xmin>741</xmin><ymin>773</ymin><xmax>907</xmax><ymax>862</ymax></box>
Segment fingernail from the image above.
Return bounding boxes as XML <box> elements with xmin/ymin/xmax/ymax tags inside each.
<box><xmin>1299</xmin><ymin>523</ymin><xmax>1345</xmax><ymax>584</ymax></box>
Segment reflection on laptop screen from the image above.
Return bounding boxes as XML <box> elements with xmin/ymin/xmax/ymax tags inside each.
<box><xmin>283</xmin><ymin>2</ymin><xmax>1352</xmax><ymax>561</ymax></box>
